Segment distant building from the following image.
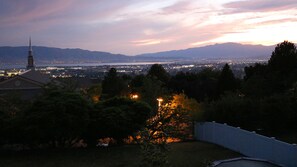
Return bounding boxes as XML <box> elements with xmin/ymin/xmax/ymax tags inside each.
<box><xmin>0</xmin><ymin>38</ymin><xmax>51</xmax><ymax>99</ymax></box>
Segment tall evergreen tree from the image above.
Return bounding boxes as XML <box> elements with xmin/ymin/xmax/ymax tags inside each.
<box><xmin>217</xmin><ymin>64</ymin><xmax>238</xmax><ymax>95</ymax></box>
<box><xmin>268</xmin><ymin>41</ymin><xmax>297</xmax><ymax>74</ymax></box>
<box><xmin>102</xmin><ymin>68</ymin><xmax>127</xmax><ymax>99</ymax></box>
<box><xmin>147</xmin><ymin>64</ymin><xmax>170</xmax><ymax>84</ymax></box>
<box><xmin>243</xmin><ymin>41</ymin><xmax>297</xmax><ymax>97</ymax></box>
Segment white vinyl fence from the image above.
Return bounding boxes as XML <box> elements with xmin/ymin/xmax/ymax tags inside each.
<box><xmin>195</xmin><ymin>122</ymin><xmax>297</xmax><ymax>167</ymax></box>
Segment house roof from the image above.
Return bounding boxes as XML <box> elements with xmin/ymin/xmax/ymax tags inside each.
<box><xmin>19</xmin><ymin>69</ymin><xmax>50</xmax><ymax>84</ymax></box>
<box><xmin>0</xmin><ymin>69</ymin><xmax>51</xmax><ymax>90</ymax></box>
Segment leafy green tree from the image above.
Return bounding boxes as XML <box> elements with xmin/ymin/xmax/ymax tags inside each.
<box><xmin>86</xmin><ymin>97</ymin><xmax>152</xmax><ymax>144</ymax></box>
<box><xmin>171</xmin><ymin>93</ymin><xmax>202</xmax><ymax>122</ymax></box>
<box><xmin>23</xmin><ymin>90</ymin><xmax>90</xmax><ymax>147</ymax></box>
<box><xmin>137</xmin><ymin>94</ymin><xmax>198</xmax><ymax>167</ymax></box>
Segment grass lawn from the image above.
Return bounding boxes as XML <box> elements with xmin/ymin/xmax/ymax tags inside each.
<box><xmin>0</xmin><ymin>141</ymin><xmax>241</xmax><ymax>167</ymax></box>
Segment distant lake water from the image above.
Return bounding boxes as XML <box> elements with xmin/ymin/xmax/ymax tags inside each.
<box><xmin>0</xmin><ymin>61</ymin><xmax>173</xmax><ymax>70</ymax></box>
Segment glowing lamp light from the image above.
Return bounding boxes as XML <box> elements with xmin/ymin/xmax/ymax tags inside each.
<box><xmin>131</xmin><ymin>94</ymin><xmax>139</xmax><ymax>99</ymax></box>
<box><xmin>157</xmin><ymin>98</ymin><xmax>163</xmax><ymax>107</ymax></box>
<box><xmin>92</xmin><ymin>95</ymin><xmax>100</xmax><ymax>103</ymax></box>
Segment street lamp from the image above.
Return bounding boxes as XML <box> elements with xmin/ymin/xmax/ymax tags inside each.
<box><xmin>157</xmin><ymin>97</ymin><xmax>163</xmax><ymax>107</ymax></box>
<box><xmin>131</xmin><ymin>94</ymin><xmax>139</xmax><ymax>99</ymax></box>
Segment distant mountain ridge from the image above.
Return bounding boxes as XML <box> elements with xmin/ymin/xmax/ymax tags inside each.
<box><xmin>0</xmin><ymin>43</ymin><xmax>275</xmax><ymax>66</ymax></box>
<box><xmin>138</xmin><ymin>43</ymin><xmax>275</xmax><ymax>60</ymax></box>
<box><xmin>0</xmin><ymin>46</ymin><xmax>131</xmax><ymax>65</ymax></box>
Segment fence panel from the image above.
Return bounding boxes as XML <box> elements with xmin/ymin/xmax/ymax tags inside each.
<box><xmin>195</xmin><ymin>122</ymin><xmax>297</xmax><ymax>167</ymax></box>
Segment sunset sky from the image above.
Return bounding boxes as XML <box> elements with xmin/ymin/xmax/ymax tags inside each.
<box><xmin>0</xmin><ymin>0</ymin><xmax>296</xmax><ymax>55</ymax></box>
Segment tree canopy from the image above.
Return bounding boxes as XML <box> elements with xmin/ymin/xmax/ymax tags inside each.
<box><xmin>217</xmin><ymin>64</ymin><xmax>238</xmax><ymax>95</ymax></box>
<box><xmin>86</xmin><ymin>97</ymin><xmax>152</xmax><ymax>143</ymax></box>
<box><xmin>205</xmin><ymin>41</ymin><xmax>297</xmax><ymax>136</ymax></box>
<box><xmin>23</xmin><ymin>90</ymin><xmax>90</xmax><ymax>147</ymax></box>
<box><xmin>102</xmin><ymin>68</ymin><xmax>128</xmax><ymax>99</ymax></box>
<box><xmin>169</xmin><ymin>68</ymin><xmax>220</xmax><ymax>102</ymax></box>
<box><xmin>147</xmin><ymin>64</ymin><xmax>170</xmax><ymax>84</ymax></box>
<box><xmin>268</xmin><ymin>41</ymin><xmax>297</xmax><ymax>73</ymax></box>
<box><xmin>243</xmin><ymin>41</ymin><xmax>297</xmax><ymax>97</ymax></box>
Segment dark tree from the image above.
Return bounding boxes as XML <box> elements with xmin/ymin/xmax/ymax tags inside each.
<box><xmin>102</xmin><ymin>68</ymin><xmax>127</xmax><ymax>99</ymax></box>
<box><xmin>86</xmin><ymin>97</ymin><xmax>152</xmax><ymax>144</ymax></box>
<box><xmin>0</xmin><ymin>98</ymin><xmax>12</xmax><ymax>144</ymax></box>
<box><xmin>141</xmin><ymin>77</ymin><xmax>167</xmax><ymax>109</ymax></box>
<box><xmin>267</xmin><ymin>41</ymin><xmax>297</xmax><ymax>93</ymax></box>
<box><xmin>147</xmin><ymin>64</ymin><xmax>170</xmax><ymax>84</ymax></box>
<box><xmin>217</xmin><ymin>64</ymin><xmax>238</xmax><ymax>95</ymax></box>
<box><xmin>268</xmin><ymin>41</ymin><xmax>297</xmax><ymax>73</ymax></box>
<box><xmin>205</xmin><ymin>93</ymin><xmax>297</xmax><ymax>136</ymax></box>
<box><xmin>23</xmin><ymin>90</ymin><xmax>90</xmax><ymax>147</ymax></box>
<box><xmin>244</xmin><ymin>63</ymin><xmax>267</xmax><ymax>81</ymax></box>
<box><xmin>169</xmin><ymin>69</ymin><xmax>220</xmax><ymax>102</ymax></box>
<box><xmin>204</xmin><ymin>93</ymin><xmax>258</xmax><ymax>130</ymax></box>
<box><xmin>130</xmin><ymin>74</ymin><xmax>169</xmax><ymax>109</ymax></box>
<box><xmin>0</xmin><ymin>95</ymin><xmax>30</xmax><ymax>145</ymax></box>
<box><xmin>130</xmin><ymin>74</ymin><xmax>146</xmax><ymax>88</ymax></box>
<box><xmin>243</xmin><ymin>41</ymin><xmax>297</xmax><ymax>96</ymax></box>
<box><xmin>82</xmin><ymin>84</ymin><xmax>102</xmax><ymax>103</ymax></box>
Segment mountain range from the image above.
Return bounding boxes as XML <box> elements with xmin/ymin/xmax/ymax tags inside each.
<box><xmin>138</xmin><ymin>43</ymin><xmax>274</xmax><ymax>60</ymax></box>
<box><xmin>0</xmin><ymin>43</ymin><xmax>275</xmax><ymax>66</ymax></box>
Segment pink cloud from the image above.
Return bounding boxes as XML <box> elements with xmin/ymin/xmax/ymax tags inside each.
<box><xmin>1</xmin><ymin>1</ymin><xmax>296</xmax><ymax>55</ymax></box>
<box><xmin>253</xmin><ymin>18</ymin><xmax>297</xmax><ymax>26</ymax></box>
<box><xmin>0</xmin><ymin>0</ymin><xmax>74</xmax><ymax>27</ymax></box>
<box><xmin>161</xmin><ymin>1</ymin><xmax>193</xmax><ymax>14</ymax></box>
<box><xmin>224</xmin><ymin>0</ymin><xmax>297</xmax><ymax>13</ymax></box>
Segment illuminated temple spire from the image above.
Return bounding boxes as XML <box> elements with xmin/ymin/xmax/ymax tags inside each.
<box><xmin>26</xmin><ymin>37</ymin><xmax>35</xmax><ymax>70</ymax></box>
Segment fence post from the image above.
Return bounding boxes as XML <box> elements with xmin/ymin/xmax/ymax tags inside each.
<box><xmin>291</xmin><ymin>144</ymin><xmax>297</xmax><ymax>167</ymax></box>
<box><xmin>212</xmin><ymin>121</ymin><xmax>216</xmax><ymax>143</ymax></box>
<box><xmin>202</xmin><ymin>123</ymin><xmax>205</xmax><ymax>140</ymax></box>
<box><xmin>271</xmin><ymin>137</ymin><xmax>275</xmax><ymax>162</ymax></box>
